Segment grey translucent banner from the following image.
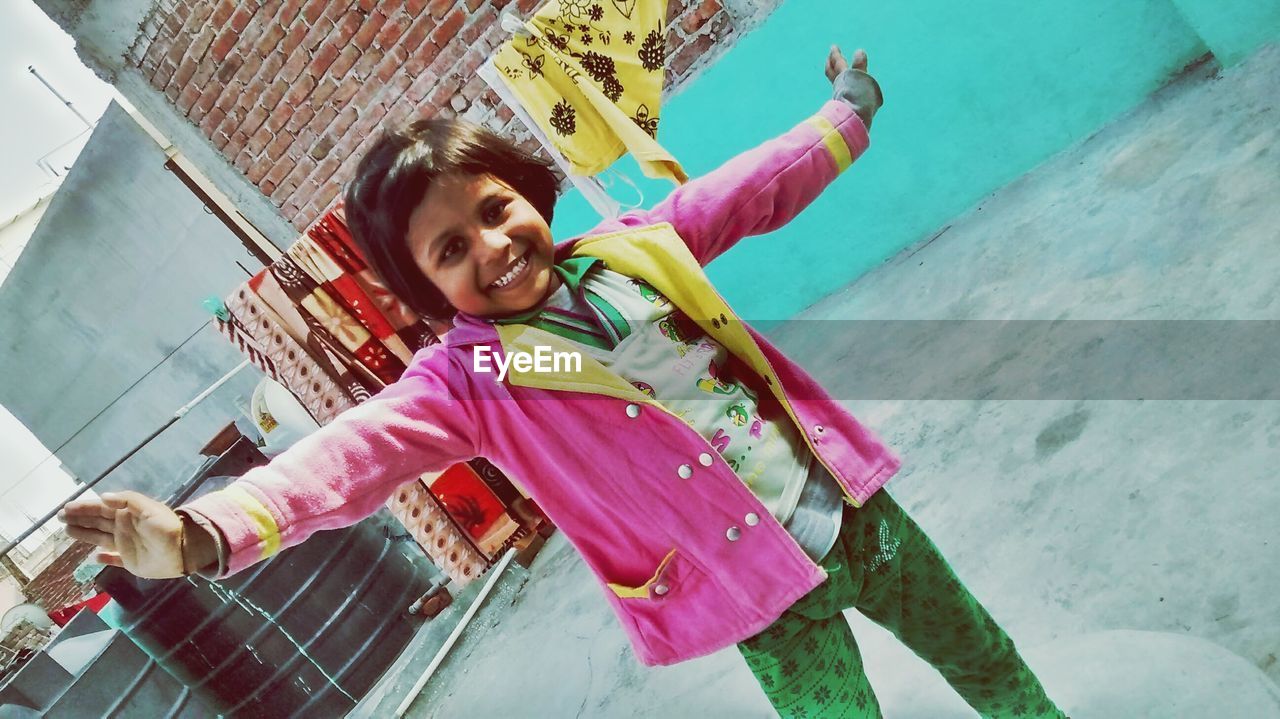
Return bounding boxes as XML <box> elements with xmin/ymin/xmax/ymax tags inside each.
<box><xmin>762</xmin><ymin>319</ymin><xmax>1280</xmax><ymax>400</ymax></box>
<box><xmin>451</xmin><ymin>320</ymin><xmax>1280</xmax><ymax>400</ymax></box>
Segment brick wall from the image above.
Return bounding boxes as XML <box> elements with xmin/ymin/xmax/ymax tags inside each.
<box><xmin>22</xmin><ymin>542</ymin><xmax>95</xmax><ymax>613</ymax></box>
<box><xmin>128</xmin><ymin>0</ymin><xmax>748</xmax><ymax>232</ymax></box>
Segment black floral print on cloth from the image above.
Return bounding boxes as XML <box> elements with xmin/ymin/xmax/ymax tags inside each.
<box><xmin>579</xmin><ymin>51</ymin><xmax>623</xmax><ymax>100</ymax></box>
<box><xmin>611</xmin><ymin>0</ymin><xmax>636</xmax><ymax>19</ymax></box>
<box><xmin>638</xmin><ymin>26</ymin><xmax>663</xmax><ymax>72</ymax></box>
<box><xmin>492</xmin><ymin>0</ymin><xmax>687</xmax><ymax>182</ymax></box>
<box><xmin>632</xmin><ymin>103</ymin><xmax>658</xmax><ymax>137</ymax></box>
<box><xmin>545</xmin><ymin>29</ymin><xmax>571</xmax><ymax>52</ymax></box>
<box><xmin>521</xmin><ymin>51</ymin><xmax>545</xmax><ymax>78</ymax></box>
<box><xmin>560</xmin><ymin>0</ymin><xmax>592</xmax><ymax>22</ymax></box>
<box><xmin>550</xmin><ymin>99</ymin><xmax>577</xmax><ymax>136</ymax></box>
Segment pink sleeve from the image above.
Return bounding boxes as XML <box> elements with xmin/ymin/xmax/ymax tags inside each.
<box><xmin>587</xmin><ymin>100</ymin><xmax>870</xmax><ymax>265</ymax></box>
<box><xmin>179</xmin><ymin>348</ymin><xmax>480</xmax><ymax>577</ymax></box>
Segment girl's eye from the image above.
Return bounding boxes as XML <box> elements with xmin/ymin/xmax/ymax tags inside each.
<box><xmin>483</xmin><ymin>199</ymin><xmax>508</xmax><ymax>224</ymax></box>
<box><xmin>441</xmin><ymin>238</ymin><xmax>463</xmax><ymax>261</ymax></box>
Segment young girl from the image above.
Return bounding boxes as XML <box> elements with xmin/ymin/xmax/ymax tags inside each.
<box><xmin>61</xmin><ymin>47</ymin><xmax>1064</xmax><ymax>718</ymax></box>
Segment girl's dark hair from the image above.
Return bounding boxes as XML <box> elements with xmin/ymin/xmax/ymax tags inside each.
<box><xmin>343</xmin><ymin>118</ymin><xmax>558</xmax><ymax>320</ymax></box>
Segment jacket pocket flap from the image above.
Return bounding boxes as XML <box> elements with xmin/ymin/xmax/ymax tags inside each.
<box><xmin>607</xmin><ymin>548</ymin><xmax>678</xmax><ymax>599</ymax></box>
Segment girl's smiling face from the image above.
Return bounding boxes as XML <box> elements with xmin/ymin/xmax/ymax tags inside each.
<box><xmin>406</xmin><ymin>172</ymin><xmax>560</xmax><ymax>318</ymax></box>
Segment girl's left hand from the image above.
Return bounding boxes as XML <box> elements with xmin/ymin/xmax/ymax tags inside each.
<box><xmin>825</xmin><ymin>45</ymin><xmax>883</xmax><ymax>130</ymax></box>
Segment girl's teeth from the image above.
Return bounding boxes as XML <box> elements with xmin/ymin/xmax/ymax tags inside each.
<box><xmin>491</xmin><ymin>255</ymin><xmax>528</xmax><ymax>289</ymax></box>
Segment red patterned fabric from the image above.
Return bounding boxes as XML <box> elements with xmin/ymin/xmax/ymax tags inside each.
<box><xmin>433</xmin><ymin>463</ymin><xmax>515</xmax><ymax>556</ymax></box>
<box><xmin>215</xmin><ymin>207</ymin><xmax>546</xmax><ymax>585</ymax></box>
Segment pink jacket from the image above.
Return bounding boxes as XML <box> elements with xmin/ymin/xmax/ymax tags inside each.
<box><xmin>183</xmin><ymin>99</ymin><xmax>901</xmax><ymax>666</ymax></box>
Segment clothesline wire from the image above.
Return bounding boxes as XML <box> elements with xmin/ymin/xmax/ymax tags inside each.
<box><xmin>1</xmin><ymin>352</ymin><xmax>252</xmax><ymax>560</ymax></box>
<box><xmin>2</xmin><ymin>318</ymin><xmax>217</xmax><ymax>500</ymax></box>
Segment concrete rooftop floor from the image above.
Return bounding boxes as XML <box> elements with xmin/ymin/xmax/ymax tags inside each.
<box><xmin>388</xmin><ymin>43</ymin><xmax>1280</xmax><ymax>718</ymax></box>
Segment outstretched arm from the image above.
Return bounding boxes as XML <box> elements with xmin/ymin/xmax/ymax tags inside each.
<box><xmin>592</xmin><ymin>45</ymin><xmax>883</xmax><ymax>266</ymax></box>
<box><xmin>59</xmin><ymin>490</ymin><xmax>215</xmax><ymax>579</ymax></box>
<box><xmin>60</xmin><ymin>348</ymin><xmax>480</xmax><ymax>579</ymax></box>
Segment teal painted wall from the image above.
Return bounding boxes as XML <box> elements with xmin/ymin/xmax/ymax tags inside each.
<box><xmin>550</xmin><ymin>0</ymin><xmax>1270</xmax><ymax>319</ymax></box>
<box><xmin>1170</xmin><ymin>0</ymin><xmax>1280</xmax><ymax>66</ymax></box>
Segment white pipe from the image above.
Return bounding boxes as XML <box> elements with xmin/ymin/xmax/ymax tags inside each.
<box><xmin>3</xmin><ymin>358</ymin><xmax>255</xmax><ymax>559</ymax></box>
<box><xmin>175</xmin><ymin>359</ymin><xmax>251</xmax><ymax>418</ymax></box>
<box><xmin>394</xmin><ymin>548</ymin><xmax>519</xmax><ymax>717</ymax></box>
<box><xmin>28</xmin><ymin>65</ymin><xmax>95</xmax><ymax>129</ymax></box>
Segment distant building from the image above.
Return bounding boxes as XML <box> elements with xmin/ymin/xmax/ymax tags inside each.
<box><xmin>0</xmin><ymin>102</ymin><xmax>264</xmax><ymax>503</ymax></box>
<box><xmin>0</xmin><ymin>531</ymin><xmax>89</xmax><ymax>676</ymax></box>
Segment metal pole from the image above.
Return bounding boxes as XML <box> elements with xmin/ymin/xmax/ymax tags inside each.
<box><xmin>394</xmin><ymin>548</ymin><xmax>518</xmax><ymax>717</ymax></box>
<box><xmin>27</xmin><ymin>65</ymin><xmax>94</xmax><ymax>130</ymax></box>
<box><xmin>0</xmin><ymin>360</ymin><xmax>252</xmax><ymax>559</ymax></box>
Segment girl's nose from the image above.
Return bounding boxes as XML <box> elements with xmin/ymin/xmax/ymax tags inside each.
<box><xmin>478</xmin><ymin>229</ymin><xmax>513</xmax><ymax>261</ymax></box>
<box><xmin>481</xmin><ymin>227</ymin><xmax>510</xmax><ymax>247</ymax></box>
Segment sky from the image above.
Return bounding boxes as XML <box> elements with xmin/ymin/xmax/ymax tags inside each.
<box><xmin>0</xmin><ymin>410</ymin><xmax>80</xmax><ymax>551</ymax></box>
<box><xmin>0</xmin><ymin>1</ymin><xmax>116</xmax><ymax>223</ymax></box>
<box><xmin>0</xmin><ymin>1</ymin><xmax>113</xmax><ymax>546</ymax></box>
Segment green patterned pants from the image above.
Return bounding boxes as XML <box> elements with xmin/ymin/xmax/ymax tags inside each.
<box><xmin>738</xmin><ymin>490</ymin><xmax>1065</xmax><ymax>719</ymax></box>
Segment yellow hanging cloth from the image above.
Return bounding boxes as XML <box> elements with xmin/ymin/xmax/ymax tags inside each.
<box><xmin>493</xmin><ymin>0</ymin><xmax>688</xmax><ymax>184</ymax></box>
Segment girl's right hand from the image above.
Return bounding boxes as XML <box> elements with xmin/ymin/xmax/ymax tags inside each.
<box><xmin>58</xmin><ymin>491</ymin><xmax>194</xmax><ymax>579</ymax></box>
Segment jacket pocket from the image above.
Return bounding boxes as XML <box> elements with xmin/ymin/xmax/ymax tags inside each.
<box><xmin>607</xmin><ymin>547</ymin><xmax>733</xmax><ymax>663</ymax></box>
<box><xmin>607</xmin><ymin>547</ymin><xmax>679</xmax><ymax>600</ymax></box>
